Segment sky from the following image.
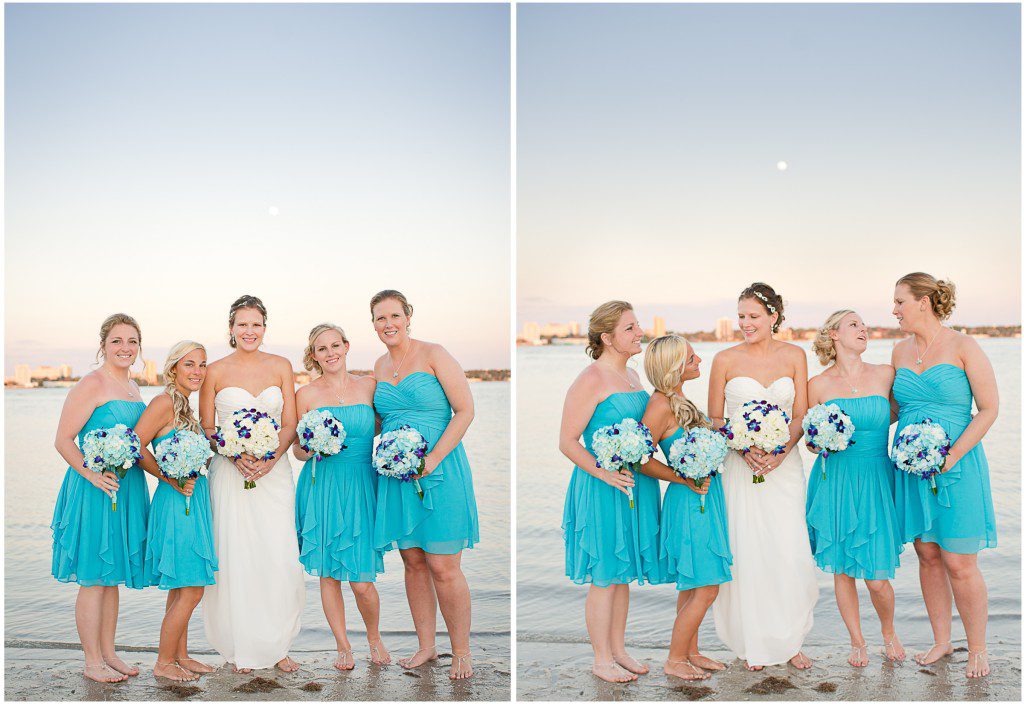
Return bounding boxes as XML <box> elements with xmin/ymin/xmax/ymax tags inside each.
<box><xmin>5</xmin><ymin>3</ymin><xmax>510</xmax><ymax>375</ymax></box>
<box><xmin>518</xmin><ymin>3</ymin><xmax>1021</xmax><ymax>332</ymax></box>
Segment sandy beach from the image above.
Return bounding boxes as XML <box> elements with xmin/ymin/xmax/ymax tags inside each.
<box><xmin>517</xmin><ymin>639</ymin><xmax>1020</xmax><ymax>701</ymax></box>
<box><xmin>5</xmin><ymin>635</ymin><xmax>510</xmax><ymax>701</ymax></box>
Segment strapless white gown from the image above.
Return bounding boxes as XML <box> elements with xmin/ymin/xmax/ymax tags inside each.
<box><xmin>712</xmin><ymin>376</ymin><xmax>819</xmax><ymax>666</ymax></box>
<box><xmin>203</xmin><ymin>386</ymin><xmax>305</xmax><ymax>669</ymax></box>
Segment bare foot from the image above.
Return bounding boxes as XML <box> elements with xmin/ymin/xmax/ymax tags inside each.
<box><xmin>612</xmin><ymin>651</ymin><xmax>649</xmax><ymax>675</ymax></box>
<box><xmin>84</xmin><ymin>663</ymin><xmax>127</xmax><ymax>683</ymax></box>
<box><xmin>176</xmin><ymin>657</ymin><xmax>215</xmax><ymax>674</ymax></box>
<box><xmin>789</xmin><ymin>651</ymin><xmax>812</xmax><ymax>669</ymax></box>
<box><xmin>333</xmin><ymin>650</ymin><xmax>354</xmax><ymax>672</ymax></box>
<box><xmin>154</xmin><ymin>661</ymin><xmax>199</xmax><ymax>682</ymax></box>
<box><xmin>233</xmin><ymin>664</ymin><xmax>252</xmax><ymax>674</ymax></box>
<box><xmin>450</xmin><ymin>652</ymin><xmax>473</xmax><ymax>680</ymax></box>
<box><xmin>966</xmin><ymin>649</ymin><xmax>989</xmax><ymax>678</ymax></box>
<box><xmin>592</xmin><ymin>661</ymin><xmax>637</xmax><ymax>683</ymax></box>
<box><xmin>103</xmin><ymin>656</ymin><xmax>139</xmax><ymax>677</ymax></box>
<box><xmin>914</xmin><ymin>642</ymin><xmax>953</xmax><ymax>666</ymax></box>
<box><xmin>664</xmin><ymin>659</ymin><xmax>708</xmax><ymax>680</ymax></box>
<box><xmin>848</xmin><ymin>643</ymin><xmax>868</xmax><ymax>667</ymax></box>
<box><xmin>368</xmin><ymin>639</ymin><xmax>391</xmax><ymax>666</ymax></box>
<box><xmin>745</xmin><ymin>661</ymin><xmax>764</xmax><ymax>671</ymax></box>
<box><xmin>398</xmin><ymin>645</ymin><xmax>438</xmax><ymax>669</ymax></box>
<box><xmin>688</xmin><ymin>652</ymin><xmax>726</xmax><ymax>671</ymax></box>
<box><xmin>880</xmin><ymin>633</ymin><xmax>906</xmax><ymax>663</ymax></box>
<box><xmin>276</xmin><ymin>656</ymin><xmax>299</xmax><ymax>673</ymax></box>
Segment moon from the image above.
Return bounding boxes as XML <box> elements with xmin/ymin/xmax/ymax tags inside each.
<box><xmin>268</xmin><ymin>206</ymin><xmax>280</xmax><ymax>216</ymax></box>
<box><xmin>776</xmin><ymin>161</ymin><xmax>788</xmax><ymax>171</ymax></box>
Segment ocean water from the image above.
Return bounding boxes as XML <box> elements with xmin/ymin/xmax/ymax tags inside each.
<box><xmin>516</xmin><ymin>340</ymin><xmax>1020</xmax><ymax>651</ymax></box>
<box><xmin>4</xmin><ymin>381</ymin><xmax>509</xmax><ymax>650</ymax></box>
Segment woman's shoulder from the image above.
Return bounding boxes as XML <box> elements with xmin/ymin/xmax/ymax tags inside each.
<box><xmin>645</xmin><ymin>390</ymin><xmax>672</xmax><ymax>412</ymax></box>
<box><xmin>146</xmin><ymin>392</ymin><xmax>173</xmax><ymax>411</ymax></box>
<box><xmin>777</xmin><ymin>340</ymin><xmax>805</xmax><ymax>358</ymax></box>
<box><xmin>353</xmin><ymin>373</ymin><xmax>377</xmax><ymax>389</ymax></box>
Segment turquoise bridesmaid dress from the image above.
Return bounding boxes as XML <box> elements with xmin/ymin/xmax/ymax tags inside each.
<box><xmin>296</xmin><ymin>404</ymin><xmax>385</xmax><ymax>581</ymax></box>
<box><xmin>893</xmin><ymin>364</ymin><xmax>997</xmax><ymax>554</ymax></box>
<box><xmin>51</xmin><ymin>400</ymin><xmax>150</xmax><ymax>588</ymax></box>
<box><xmin>805</xmin><ymin>396</ymin><xmax>903</xmax><ymax>580</ymax></box>
<box><xmin>144</xmin><ymin>429</ymin><xmax>218</xmax><ymax>589</ymax></box>
<box><xmin>658</xmin><ymin>427</ymin><xmax>732</xmax><ymax>590</ymax></box>
<box><xmin>373</xmin><ymin>373</ymin><xmax>480</xmax><ymax>555</ymax></box>
<box><xmin>563</xmin><ymin>391</ymin><xmax>665</xmax><ymax>586</ymax></box>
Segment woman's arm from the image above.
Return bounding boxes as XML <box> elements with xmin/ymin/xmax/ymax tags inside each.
<box><xmin>944</xmin><ymin>337</ymin><xmax>999</xmax><ymax>470</ymax></box>
<box><xmin>637</xmin><ymin>397</ymin><xmax>687</xmax><ymax>485</ymax></box>
<box><xmin>786</xmin><ymin>350</ymin><xmax>809</xmax><ymax>452</ymax></box>
<box><xmin>291</xmin><ymin>385</ymin><xmax>312</xmax><ymax>462</ymax></box>
<box><xmin>707</xmin><ymin>353</ymin><xmax>728</xmax><ymax>429</ymax></box>
<box><xmin>558</xmin><ymin>374</ymin><xmax>634</xmax><ymax>496</ymax></box>
<box><xmin>134</xmin><ymin>394</ymin><xmax>174</xmax><ymax>481</ymax></box>
<box><xmin>53</xmin><ymin>376</ymin><xmax>119</xmax><ymax>496</ymax></box>
<box><xmin>418</xmin><ymin>345</ymin><xmax>474</xmax><ymax>475</ymax></box>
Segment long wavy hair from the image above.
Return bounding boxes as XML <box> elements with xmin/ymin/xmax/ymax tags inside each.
<box><xmin>643</xmin><ymin>335</ymin><xmax>711</xmax><ymax>431</ymax></box>
<box><xmin>163</xmin><ymin>341</ymin><xmax>205</xmax><ymax>434</ymax></box>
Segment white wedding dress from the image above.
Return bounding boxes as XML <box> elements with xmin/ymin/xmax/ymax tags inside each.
<box><xmin>713</xmin><ymin>376</ymin><xmax>819</xmax><ymax>667</ymax></box>
<box><xmin>203</xmin><ymin>386</ymin><xmax>305</xmax><ymax>669</ymax></box>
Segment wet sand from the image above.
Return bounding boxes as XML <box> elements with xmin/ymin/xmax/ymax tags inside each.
<box><xmin>4</xmin><ymin>635</ymin><xmax>510</xmax><ymax>701</ymax></box>
<box><xmin>517</xmin><ymin>639</ymin><xmax>1020</xmax><ymax>701</ymax></box>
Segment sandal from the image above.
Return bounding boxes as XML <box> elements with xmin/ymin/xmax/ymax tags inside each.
<box><xmin>450</xmin><ymin>651</ymin><xmax>473</xmax><ymax>680</ymax></box>
<box><xmin>848</xmin><ymin>644</ymin><xmax>868</xmax><ymax>667</ymax></box>
<box><xmin>967</xmin><ymin>649</ymin><xmax>990</xmax><ymax>679</ymax></box>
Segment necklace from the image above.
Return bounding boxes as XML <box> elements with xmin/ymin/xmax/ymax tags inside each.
<box><xmin>837</xmin><ymin>363</ymin><xmax>864</xmax><ymax>395</ymax></box>
<box><xmin>609</xmin><ymin>365</ymin><xmax>636</xmax><ymax>390</ymax></box>
<box><xmin>106</xmin><ymin>367</ymin><xmax>136</xmax><ymax>399</ymax></box>
<box><xmin>327</xmin><ymin>376</ymin><xmax>349</xmax><ymax>405</ymax></box>
<box><xmin>391</xmin><ymin>343</ymin><xmax>412</xmax><ymax>379</ymax></box>
<box><xmin>915</xmin><ymin>327</ymin><xmax>943</xmax><ymax>366</ymax></box>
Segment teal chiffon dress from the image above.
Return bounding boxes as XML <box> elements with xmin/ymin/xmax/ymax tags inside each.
<box><xmin>893</xmin><ymin>364</ymin><xmax>997</xmax><ymax>554</ymax></box>
<box><xmin>658</xmin><ymin>427</ymin><xmax>732</xmax><ymax>590</ymax></box>
<box><xmin>562</xmin><ymin>391</ymin><xmax>665</xmax><ymax>586</ymax></box>
<box><xmin>805</xmin><ymin>396</ymin><xmax>903</xmax><ymax>580</ymax></box>
<box><xmin>51</xmin><ymin>400</ymin><xmax>150</xmax><ymax>588</ymax></box>
<box><xmin>373</xmin><ymin>373</ymin><xmax>480</xmax><ymax>555</ymax></box>
<box><xmin>144</xmin><ymin>429</ymin><xmax>218</xmax><ymax>589</ymax></box>
<box><xmin>296</xmin><ymin>404</ymin><xmax>385</xmax><ymax>581</ymax></box>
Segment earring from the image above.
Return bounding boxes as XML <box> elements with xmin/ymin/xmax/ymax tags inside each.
<box><xmin>230</xmin><ymin>334</ymin><xmax>236</xmax><ymax>346</ymax></box>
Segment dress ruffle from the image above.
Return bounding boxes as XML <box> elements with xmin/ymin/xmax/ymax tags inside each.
<box><xmin>145</xmin><ymin>476</ymin><xmax>218</xmax><ymax>589</ymax></box>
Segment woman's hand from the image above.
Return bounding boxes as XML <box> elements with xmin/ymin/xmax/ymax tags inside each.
<box><xmin>248</xmin><ymin>455</ymin><xmax>280</xmax><ymax>482</ymax></box>
<box><xmin>89</xmin><ymin>470</ymin><xmax>120</xmax><ymax>496</ymax></box>
<box><xmin>602</xmin><ymin>468</ymin><xmax>635</xmax><ymax>496</ymax></box>
<box><xmin>233</xmin><ymin>455</ymin><xmax>257</xmax><ymax>481</ymax></box>
<box><xmin>740</xmin><ymin>450</ymin><xmax>764</xmax><ymax>475</ymax></box>
<box><xmin>168</xmin><ymin>477</ymin><xmax>196</xmax><ymax>497</ymax></box>
<box><xmin>756</xmin><ymin>448</ymin><xmax>790</xmax><ymax>476</ymax></box>
<box><xmin>682</xmin><ymin>477</ymin><xmax>710</xmax><ymax>495</ymax></box>
<box><xmin>421</xmin><ymin>454</ymin><xmax>440</xmax><ymax>477</ymax></box>
<box><xmin>805</xmin><ymin>443</ymin><xmax>822</xmax><ymax>455</ymax></box>
<box><xmin>941</xmin><ymin>450</ymin><xmax>961</xmax><ymax>474</ymax></box>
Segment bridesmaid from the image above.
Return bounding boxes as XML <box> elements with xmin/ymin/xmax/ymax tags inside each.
<box><xmin>51</xmin><ymin>314</ymin><xmax>150</xmax><ymax>682</ymax></box>
<box><xmin>804</xmin><ymin>311</ymin><xmax>905</xmax><ymax>667</ymax></box>
<box><xmin>559</xmin><ymin>300</ymin><xmax>664</xmax><ymax>683</ymax></box>
<box><xmin>640</xmin><ymin>335</ymin><xmax>731</xmax><ymax>681</ymax></box>
<box><xmin>890</xmin><ymin>273</ymin><xmax>998</xmax><ymax>678</ymax></box>
<box><xmin>293</xmin><ymin>323</ymin><xmax>390</xmax><ymax>670</ymax></box>
<box><xmin>136</xmin><ymin>341</ymin><xmax>218</xmax><ymax>681</ymax></box>
<box><xmin>370</xmin><ymin>290</ymin><xmax>479</xmax><ymax>680</ymax></box>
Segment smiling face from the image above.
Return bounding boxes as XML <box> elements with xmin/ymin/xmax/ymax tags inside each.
<box><xmin>603</xmin><ymin>310</ymin><xmax>643</xmax><ymax>357</ymax></box>
<box><xmin>231</xmin><ymin>307</ymin><xmax>266</xmax><ymax>351</ymax></box>
<box><xmin>892</xmin><ymin>283</ymin><xmax>930</xmax><ymax>332</ymax></box>
<box><xmin>737</xmin><ymin>296</ymin><xmax>777</xmax><ymax>343</ymax></box>
<box><xmin>680</xmin><ymin>341</ymin><xmax>703</xmax><ymax>382</ymax></box>
<box><xmin>174</xmin><ymin>348</ymin><xmax>207</xmax><ymax>393</ymax></box>
<box><xmin>372</xmin><ymin>297</ymin><xmax>411</xmax><ymax>348</ymax></box>
<box><xmin>832</xmin><ymin>312</ymin><xmax>868</xmax><ymax>356</ymax></box>
<box><xmin>313</xmin><ymin>328</ymin><xmax>349</xmax><ymax>374</ymax></box>
<box><xmin>103</xmin><ymin>323</ymin><xmax>140</xmax><ymax>370</ymax></box>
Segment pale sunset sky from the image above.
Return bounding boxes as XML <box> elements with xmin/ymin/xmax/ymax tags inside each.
<box><xmin>518</xmin><ymin>3</ymin><xmax>1021</xmax><ymax>333</ymax></box>
<box><xmin>5</xmin><ymin>3</ymin><xmax>510</xmax><ymax>375</ymax></box>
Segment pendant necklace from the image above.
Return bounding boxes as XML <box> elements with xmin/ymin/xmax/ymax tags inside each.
<box><xmin>915</xmin><ymin>327</ymin><xmax>942</xmax><ymax>366</ymax></box>
<box><xmin>106</xmin><ymin>368</ymin><xmax>136</xmax><ymax>399</ymax></box>
<box><xmin>391</xmin><ymin>344</ymin><xmax>411</xmax><ymax>379</ymax></box>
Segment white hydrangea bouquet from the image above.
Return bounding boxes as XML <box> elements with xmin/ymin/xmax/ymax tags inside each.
<box><xmin>802</xmin><ymin>403</ymin><xmax>856</xmax><ymax>480</ymax></box>
<box><xmin>668</xmin><ymin>426</ymin><xmax>729</xmax><ymax>513</ymax></box>
<box><xmin>373</xmin><ymin>424</ymin><xmax>429</xmax><ymax>499</ymax></box>
<box><xmin>296</xmin><ymin>409</ymin><xmax>347</xmax><ymax>485</ymax></box>
<box><xmin>592</xmin><ymin>418</ymin><xmax>656</xmax><ymax>509</ymax></box>
<box><xmin>154</xmin><ymin>429</ymin><xmax>214</xmax><ymax>515</ymax></box>
<box><xmin>211</xmin><ymin>408</ymin><xmax>281</xmax><ymax>489</ymax></box>
<box><xmin>891</xmin><ymin>418</ymin><xmax>951</xmax><ymax>496</ymax></box>
<box><xmin>81</xmin><ymin>424</ymin><xmax>143</xmax><ymax>511</ymax></box>
<box><xmin>720</xmin><ymin>399</ymin><xmax>791</xmax><ymax>484</ymax></box>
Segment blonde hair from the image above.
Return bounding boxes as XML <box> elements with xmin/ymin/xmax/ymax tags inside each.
<box><xmin>643</xmin><ymin>335</ymin><xmax>711</xmax><ymax>431</ymax></box>
<box><xmin>586</xmin><ymin>300</ymin><xmax>633</xmax><ymax>360</ymax></box>
<box><xmin>370</xmin><ymin>289</ymin><xmax>414</xmax><ymax>319</ymax></box>
<box><xmin>228</xmin><ymin>295</ymin><xmax>268</xmax><ymax>348</ymax></box>
<box><xmin>163</xmin><ymin>341</ymin><xmax>205</xmax><ymax>434</ymax></box>
<box><xmin>812</xmin><ymin>309</ymin><xmax>857</xmax><ymax>366</ymax></box>
<box><xmin>96</xmin><ymin>313</ymin><xmax>142</xmax><ymax>364</ymax></box>
<box><xmin>303</xmin><ymin>323</ymin><xmax>349</xmax><ymax>376</ymax></box>
<box><xmin>897</xmin><ymin>272</ymin><xmax>957</xmax><ymax>321</ymax></box>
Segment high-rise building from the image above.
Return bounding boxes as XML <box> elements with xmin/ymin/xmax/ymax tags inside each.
<box><xmin>15</xmin><ymin>364</ymin><xmax>32</xmax><ymax>387</ymax></box>
<box><xmin>143</xmin><ymin>359</ymin><xmax>159</xmax><ymax>385</ymax></box>
<box><xmin>521</xmin><ymin>322</ymin><xmax>541</xmax><ymax>345</ymax></box>
<box><xmin>59</xmin><ymin>364</ymin><xmax>73</xmax><ymax>379</ymax></box>
<box><xmin>32</xmin><ymin>365</ymin><xmax>62</xmax><ymax>380</ymax></box>
<box><xmin>715</xmin><ymin>317</ymin><xmax>733</xmax><ymax>341</ymax></box>
<box><xmin>652</xmin><ymin>316</ymin><xmax>666</xmax><ymax>338</ymax></box>
<box><xmin>776</xmin><ymin>327</ymin><xmax>794</xmax><ymax>341</ymax></box>
<box><xmin>541</xmin><ymin>322</ymin><xmax>573</xmax><ymax>338</ymax></box>
<box><xmin>568</xmin><ymin>321</ymin><xmax>580</xmax><ymax>336</ymax></box>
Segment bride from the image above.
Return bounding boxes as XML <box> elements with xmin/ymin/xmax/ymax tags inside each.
<box><xmin>707</xmin><ymin>283</ymin><xmax>818</xmax><ymax>670</ymax></box>
<box><xmin>199</xmin><ymin>295</ymin><xmax>305</xmax><ymax>672</ymax></box>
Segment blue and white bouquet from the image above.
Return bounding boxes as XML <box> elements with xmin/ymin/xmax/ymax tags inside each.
<box><xmin>211</xmin><ymin>408</ymin><xmax>281</xmax><ymax>489</ymax></box>
<box><xmin>668</xmin><ymin>427</ymin><xmax>728</xmax><ymax>513</ymax></box>
<box><xmin>297</xmin><ymin>409</ymin><xmax>347</xmax><ymax>485</ymax></box>
<box><xmin>802</xmin><ymin>403</ymin><xmax>856</xmax><ymax>480</ymax></box>
<box><xmin>82</xmin><ymin>424</ymin><xmax>143</xmax><ymax>511</ymax></box>
<box><xmin>592</xmin><ymin>418</ymin><xmax>656</xmax><ymax>509</ymax></box>
<box><xmin>891</xmin><ymin>418</ymin><xmax>951</xmax><ymax>496</ymax></box>
<box><xmin>154</xmin><ymin>430</ymin><xmax>214</xmax><ymax>515</ymax></box>
<box><xmin>373</xmin><ymin>425</ymin><xmax>429</xmax><ymax>499</ymax></box>
<box><xmin>720</xmin><ymin>400</ymin><xmax>791</xmax><ymax>484</ymax></box>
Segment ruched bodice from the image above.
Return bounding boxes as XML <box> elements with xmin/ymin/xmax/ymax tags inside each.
<box><xmin>892</xmin><ymin>364</ymin><xmax>996</xmax><ymax>554</ymax></box>
<box><xmin>321</xmin><ymin>404</ymin><xmax>375</xmax><ymax>458</ymax></box>
<box><xmin>373</xmin><ymin>372</ymin><xmax>479</xmax><ymax>555</ymax></box>
<box><xmin>831</xmin><ymin>396</ymin><xmax>890</xmax><ymax>458</ymax></box>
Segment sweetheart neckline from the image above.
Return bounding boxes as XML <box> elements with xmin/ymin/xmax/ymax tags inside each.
<box><xmin>726</xmin><ymin>375</ymin><xmax>795</xmax><ymax>390</ymax></box>
<box><xmin>895</xmin><ymin>362</ymin><xmax>965</xmax><ymax>378</ymax></box>
<box><xmin>216</xmin><ymin>385</ymin><xmax>284</xmax><ymax>399</ymax></box>
<box><xmin>375</xmin><ymin>371</ymin><xmax>438</xmax><ymax>389</ymax></box>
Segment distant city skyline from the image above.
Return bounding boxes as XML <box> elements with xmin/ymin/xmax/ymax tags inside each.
<box><xmin>518</xmin><ymin>4</ymin><xmax>1020</xmax><ymax>325</ymax></box>
<box><xmin>5</xmin><ymin>3</ymin><xmax>511</xmax><ymax>373</ymax></box>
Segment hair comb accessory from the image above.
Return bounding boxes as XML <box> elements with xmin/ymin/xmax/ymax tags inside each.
<box><xmin>752</xmin><ymin>291</ymin><xmax>776</xmax><ymax>314</ymax></box>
